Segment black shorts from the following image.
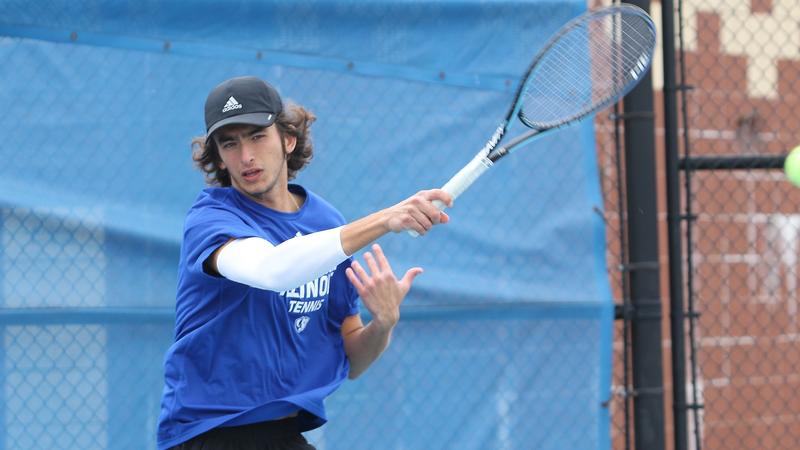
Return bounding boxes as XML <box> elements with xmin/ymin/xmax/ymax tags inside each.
<box><xmin>170</xmin><ymin>417</ymin><xmax>316</xmax><ymax>450</ymax></box>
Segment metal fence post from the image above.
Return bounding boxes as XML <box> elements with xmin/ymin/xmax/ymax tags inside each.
<box><xmin>622</xmin><ymin>2</ymin><xmax>667</xmax><ymax>449</ymax></box>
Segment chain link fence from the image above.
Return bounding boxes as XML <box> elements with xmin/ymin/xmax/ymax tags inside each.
<box><xmin>673</xmin><ymin>0</ymin><xmax>800</xmax><ymax>449</ymax></box>
<box><xmin>595</xmin><ymin>1</ymin><xmax>800</xmax><ymax>448</ymax></box>
<box><xmin>595</xmin><ymin>99</ymin><xmax>635</xmax><ymax>450</ymax></box>
<box><xmin>0</xmin><ymin>1</ymin><xmax>615</xmax><ymax>449</ymax></box>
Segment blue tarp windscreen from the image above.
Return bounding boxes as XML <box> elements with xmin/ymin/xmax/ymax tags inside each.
<box><xmin>0</xmin><ymin>1</ymin><xmax>613</xmax><ymax>449</ymax></box>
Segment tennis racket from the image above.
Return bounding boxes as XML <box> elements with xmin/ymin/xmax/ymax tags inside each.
<box><xmin>410</xmin><ymin>4</ymin><xmax>657</xmax><ymax>236</ymax></box>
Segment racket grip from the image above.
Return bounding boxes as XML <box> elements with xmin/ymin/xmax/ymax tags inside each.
<box><xmin>408</xmin><ymin>156</ymin><xmax>493</xmax><ymax>237</ymax></box>
<box><xmin>440</xmin><ymin>155</ymin><xmax>493</xmax><ymax>201</ymax></box>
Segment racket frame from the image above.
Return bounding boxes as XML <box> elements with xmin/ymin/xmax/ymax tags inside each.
<box><xmin>407</xmin><ymin>4</ymin><xmax>657</xmax><ymax>236</ymax></box>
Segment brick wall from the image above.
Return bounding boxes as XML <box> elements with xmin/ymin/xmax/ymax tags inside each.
<box><xmin>601</xmin><ymin>1</ymin><xmax>800</xmax><ymax>449</ymax></box>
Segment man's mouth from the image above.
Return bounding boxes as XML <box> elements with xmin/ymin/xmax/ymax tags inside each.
<box><xmin>241</xmin><ymin>169</ymin><xmax>262</xmax><ymax>182</ymax></box>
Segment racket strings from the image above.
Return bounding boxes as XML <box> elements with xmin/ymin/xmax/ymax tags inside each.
<box><xmin>519</xmin><ymin>10</ymin><xmax>656</xmax><ymax>129</ymax></box>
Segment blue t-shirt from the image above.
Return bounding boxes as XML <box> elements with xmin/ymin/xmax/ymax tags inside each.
<box><xmin>157</xmin><ymin>185</ymin><xmax>360</xmax><ymax>450</ymax></box>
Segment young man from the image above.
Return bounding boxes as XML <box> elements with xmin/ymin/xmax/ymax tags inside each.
<box><xmin>157</xmin><ymin>76</ymin><xmax>452</xmax><ymax>450</ymax></box>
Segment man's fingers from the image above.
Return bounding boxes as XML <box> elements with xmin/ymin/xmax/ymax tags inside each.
<box><xmin>371</xmin><ymin>244</ymin><xmax>393</xmax><ymax>273</ymax></box>
<box><xmin>411</xmin><ymin>193</ymin><xmax>445</xmax><ymax>223</ymax></box>
<box><xmin>363</xmin><ymin>251</ymin><xmax>380</xmax><ymax>276</ymax></box>
<box><xmin>345</xmin><ymin>267</ymin><xmax>365</xmax><ymax>292</ymax></box>
<box><xmin>422</xmin><ymin>189</ymin><xmax>453</xmax><ymax>208</ymax></box>
<box><xmin>408</xmin><ymin>208</ymin><xmax>434</xmax><ymax>232</ymax></box>
<box><xmin>423</xmin><ymin>201</ymin><xmax>443</xmax><ymax>224</ymax></box>
<box><xmin>391</xmin><ymin>189</ymin><xmax>454</xmax><ymax>235</ymax></box>
<box><xmin>399</xmin><ymin>267</ymin><xmax>423</xmax><ymax>292</ymax></box>
<box><xmin>350</xmin><ymin>260</ymin><xmax>370</xmax><ymax>285</ymax></box>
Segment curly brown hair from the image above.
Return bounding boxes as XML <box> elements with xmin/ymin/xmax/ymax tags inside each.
<box><xmin>191</xmin><ymin>102</ymin><xmax>316</xmax><ymax>186</ymax></box>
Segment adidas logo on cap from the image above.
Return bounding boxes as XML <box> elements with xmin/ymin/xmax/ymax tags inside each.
<box><xmin>204</xmin><ymin>77</ymin><xmax>284</xmax><ymax>137</ymax></box>
<box><xmin>222</xmin><ymin>96</ymin><xmax>243</xmax><ymax>113</ymax></box>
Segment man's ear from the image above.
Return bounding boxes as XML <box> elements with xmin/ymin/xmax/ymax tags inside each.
<box><xmin>284</xmin><ymin>134</ymin><xmax>297</xmax><ymax>154</ymax></box>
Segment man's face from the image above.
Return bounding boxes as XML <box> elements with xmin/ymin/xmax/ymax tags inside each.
<box><xmin>213</xmin><ymin>124</ymin><xmax>295</xmax><ymax>201</ymax></box>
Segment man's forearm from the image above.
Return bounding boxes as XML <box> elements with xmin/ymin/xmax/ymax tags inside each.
<box><xmin>340</xmin><ymin>210</ymin><xmax>389</xmax><ymax>256</ymax></box>
<box><xmin>339</xmin><ymin>189</ymin><xmax>452</xmax><ymax>255</ymax></box>
<box><xmin>343</xmin><ymin>320</ymin><xmax>394</xmax><ymax>379</ymax></box>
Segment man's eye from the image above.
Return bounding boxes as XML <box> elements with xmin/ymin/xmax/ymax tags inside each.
<box><xmin>253</xmin><ymin>134</ymin><xmax>266</xmax><ymax>141</ymax></box>
<box><xmin>221</xmin><ymin>142</ymin><xmax>236</xmax><ymax>149</ymax></box>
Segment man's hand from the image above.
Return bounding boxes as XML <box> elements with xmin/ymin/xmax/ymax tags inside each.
<box><xmin>382</xmin><ymin>189</ymin><xmax>453</xmax><ymax>236</ymax></box>
<box><xmin>345</xmin><ymin>244</ymin><xmax>422</xmax><ymax>330</ymax></box>
<box><xmin>339</xmin><ymin>189</ymin><xmax>453</xmax><ymax>255</ymax></box>
<box><xmin>341</xmin><ymin>244</ymin><xmax>423</xmax><ymax>378</ymax></box>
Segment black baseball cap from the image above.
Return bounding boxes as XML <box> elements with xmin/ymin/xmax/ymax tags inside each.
<box><xmin>204</xmin><ymin>76</ymin><xmax>284</xmax><ymax>140</ymax></box>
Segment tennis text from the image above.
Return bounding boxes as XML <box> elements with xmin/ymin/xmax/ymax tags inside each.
<box><xmin>281</xmin><ymin>271</ymin><xmax>334</xmax><ymax>314</ymax></box>
<box><xmin>288</xmin><ymin>299</ymin><xmax>325</xmax><ymax>314</ymax></box>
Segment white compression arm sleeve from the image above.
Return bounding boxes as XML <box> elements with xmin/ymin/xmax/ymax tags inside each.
<box><xmin>215</xmin><ymin>226</ymin><xmax>348</xmax><ymax>292</ymax></box>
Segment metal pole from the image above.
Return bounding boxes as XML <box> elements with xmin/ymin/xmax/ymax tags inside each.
<box><xmin>622</xmin><ymin>1</ymin><xmax>666</xmax><ymax>449</ymax></box>
<box><xmin>660</xmin><ymin>0</ymin><xmax>689</xmax><ymax>448</ymax></box>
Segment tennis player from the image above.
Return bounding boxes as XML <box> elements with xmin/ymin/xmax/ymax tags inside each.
<box><xmin>157</xmin><ymin>76</ymin><xmax>452</xmax><ymax>450</ymax></box>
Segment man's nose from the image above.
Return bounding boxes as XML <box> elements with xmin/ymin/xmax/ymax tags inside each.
<box><xmin>240</xmin><ymin>140</ymin><xmax>256</xmax><ymax>163</ymax></box>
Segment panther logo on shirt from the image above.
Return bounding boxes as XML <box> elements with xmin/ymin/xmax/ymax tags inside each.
<box><xmin>295</xmin><ymin>316</ymin><xmax>310</xmax><ymax>333</ymax></box>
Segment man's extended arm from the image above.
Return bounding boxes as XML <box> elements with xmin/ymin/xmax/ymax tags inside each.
<box><xmin>209</xmin><ymin>189</ymin><xmax>452</xmax><ymax>292</ymax></box>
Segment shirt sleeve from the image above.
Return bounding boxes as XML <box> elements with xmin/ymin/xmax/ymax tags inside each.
<box><xmin>182</xmin><ymin>204</ymin><xmax>261</xmax><ymax>278</ymax></box>
<box><xmin>327</xmin><ymin>257</ymin><xmax>360</xmax><ymax>324</ymax></box>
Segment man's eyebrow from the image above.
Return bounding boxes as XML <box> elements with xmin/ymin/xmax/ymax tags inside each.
<box><xmin>216</xmin><ymin>132</ymin><xmax>237</xmax><ymax>142</ymax></box>
<box><xmin>246</xmin><ymin>127</ymin><xmax>268</xmax><ymax>136</ymax></box>
<box><xmin>217</xmin><ymin>127</ymin><xmax>267</xmax><ymax>142</ymax></box>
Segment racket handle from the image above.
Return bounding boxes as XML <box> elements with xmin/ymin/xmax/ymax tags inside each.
<box><xmin>408</xmin><ymin>155</ymin><xmax>493</xmax><ymax>237</ymax></box>
<box><xmin>440</xmin><ymin>155</ymin><xmax>493</xmax><ymax>201</ymax></box>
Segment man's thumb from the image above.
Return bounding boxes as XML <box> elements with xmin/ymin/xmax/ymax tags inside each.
<box><xmin>400</xmin><ymin>267</ymin><xmax>423</xmax><ymax>291</ymax></box>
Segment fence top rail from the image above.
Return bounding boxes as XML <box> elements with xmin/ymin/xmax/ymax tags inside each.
<box><xmin>679</xmin><ymin>155</ymin><xmax>786</xmax><ymax>171</ymax></box>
